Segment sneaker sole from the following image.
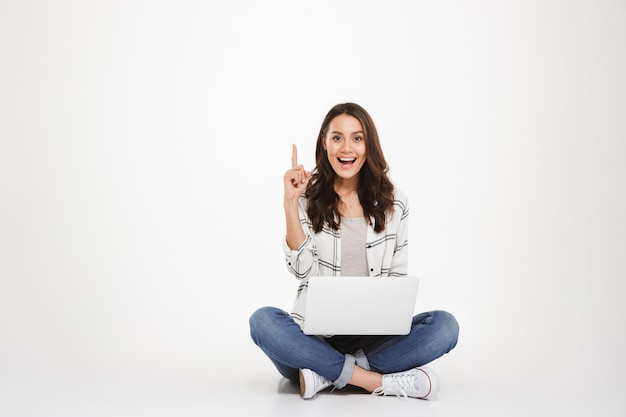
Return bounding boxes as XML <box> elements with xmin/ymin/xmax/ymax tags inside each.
<box><xmin>299</xmin><ymin>369</ymin><xmax>311</xmax><ymax>399</ymax></box>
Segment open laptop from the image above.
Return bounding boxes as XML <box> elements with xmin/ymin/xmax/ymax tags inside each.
<box><xmin>302</xmin><ymin>276</ymin><xmax>420</xmax><ymax>336</ymax></box>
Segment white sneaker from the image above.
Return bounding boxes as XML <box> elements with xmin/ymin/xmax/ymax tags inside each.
<box><xmin>299</xmin><ymin>368</ymin><xmax>333</xmax><ymax>399</ymax></box>
<box><xmin>372</xmin><ymin>367</ymin><xmax>439</xmax><ymax>400</ymax></box>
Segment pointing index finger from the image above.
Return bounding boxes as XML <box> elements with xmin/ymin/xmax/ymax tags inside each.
<box><xmin>291</xmin><ymin>143</ymin><xmax>298</xmax><ymax>168</ymax></box>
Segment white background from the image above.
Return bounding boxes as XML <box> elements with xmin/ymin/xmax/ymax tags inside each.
<box><xmin>1</xmin><ymin>1</ymin><xmax>625</xmax><ymax>415</ymax></box>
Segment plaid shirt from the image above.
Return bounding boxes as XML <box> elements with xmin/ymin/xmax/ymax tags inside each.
<box><xmin>284</xmin><ymin>188</ymin><xmax>410</xmax><ymax>324</ymax></box>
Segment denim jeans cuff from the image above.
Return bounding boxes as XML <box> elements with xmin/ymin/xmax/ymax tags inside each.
<box><xmin>333</xmin><ymin>353</ymin><xmax>356</xmax><ymax>389</ymax></box>
<box><xmin>353</xmin><ymin>348</ymin><xmax>370</xmax><ymax>371</ymax></box>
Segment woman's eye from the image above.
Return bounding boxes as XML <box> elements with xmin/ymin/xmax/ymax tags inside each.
<box><xmin>333</xmin><ymin>135</ymin><xmax>342</xmax><ymax>141</ymax></box>
<box><xmin>353</xmin><ymin>136</ymin><xmax>363</xmax><ymax>142</ymax></box>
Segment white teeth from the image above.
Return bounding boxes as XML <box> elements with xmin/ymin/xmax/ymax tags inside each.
<box><xmin>339</xmin><ymin>158</ymin><xmax>356</xmax><ymax>162</ymax></box>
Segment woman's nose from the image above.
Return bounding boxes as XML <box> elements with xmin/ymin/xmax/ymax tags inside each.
<box><xmin>339</xmin><ymin>140</ymin><xmax>352</xmax><ymax>152</ymax></box>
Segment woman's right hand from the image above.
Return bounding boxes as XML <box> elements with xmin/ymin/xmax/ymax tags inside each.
<box><xmin>284</xmin><ymin>144</ymin><xmax>311</xmax><ymax>204</ymax></box>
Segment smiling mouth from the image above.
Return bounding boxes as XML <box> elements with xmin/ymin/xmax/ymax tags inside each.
<box><xmin>338</xmin><ymin>157</ymin><xmax>357</xmax><ymax>165</ymax></box>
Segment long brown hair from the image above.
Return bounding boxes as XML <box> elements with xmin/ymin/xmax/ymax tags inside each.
<box><xmin>305</xmin><ymin>103</ymin><xmax>394</xmax><ymax>233</ymax></box>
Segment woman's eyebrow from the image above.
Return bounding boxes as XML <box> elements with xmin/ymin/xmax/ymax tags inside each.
<box><xmin>330</xmin><ymin>130</ymin><xmax>365</xmax><ymax>135</ymax></box>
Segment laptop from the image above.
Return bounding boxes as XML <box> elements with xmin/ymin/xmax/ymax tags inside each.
<box><xmin>302</xmin><ymin>276</ymin><xmax>420</xmax><ymax>336</ymax></box>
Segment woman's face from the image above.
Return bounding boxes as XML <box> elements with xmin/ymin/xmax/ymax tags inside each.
<box><xmin>323</xmin><ymin>114</ymin><xmax>367</xmax><ymax>181</ymax></box>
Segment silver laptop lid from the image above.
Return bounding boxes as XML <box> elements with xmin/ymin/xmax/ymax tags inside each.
<box><xmin>302</xmin><ymin>276</ymin><xmax>420</xmax><ymax>336</ymax></box>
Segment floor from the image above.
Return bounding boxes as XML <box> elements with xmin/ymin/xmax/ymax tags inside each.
<box><xmin>2</xmin><ymin>338</ymin><xmax>623</xmax><ymax>417</ymax></box>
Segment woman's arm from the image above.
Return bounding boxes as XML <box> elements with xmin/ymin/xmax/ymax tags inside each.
<box><xmin>389</xmin><ymin>190</ymin><xmax>410</xmax><ymax>276</ymax></box>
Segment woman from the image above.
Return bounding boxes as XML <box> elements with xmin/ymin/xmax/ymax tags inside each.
<box><xmin>249</xmin><ymin>102</ymin><xmax>459</xmax><ymax>400</ymax></box>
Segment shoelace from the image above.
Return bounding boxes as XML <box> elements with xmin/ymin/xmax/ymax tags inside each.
<box><xmin>372</xmin><ymin>386</ymin><xmax>409</xmax><ymax>400</ymax></box>
<box><xmin>371</xmin><ymin>375</ymin><xmax>417</xmax><ymax>400</ymax></box>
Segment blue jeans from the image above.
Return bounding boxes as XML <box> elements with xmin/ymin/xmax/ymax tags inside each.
<box><xmin>249</xmin><ymin>306</ymin><xmax>459</xmax><ymax>389</ymax></box>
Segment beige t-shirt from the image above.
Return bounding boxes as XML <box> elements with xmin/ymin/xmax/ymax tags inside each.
<box><xmin>340</xmin><ymin>216</ymin><xmax>368</xmax><ymax>276</ymax></box>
